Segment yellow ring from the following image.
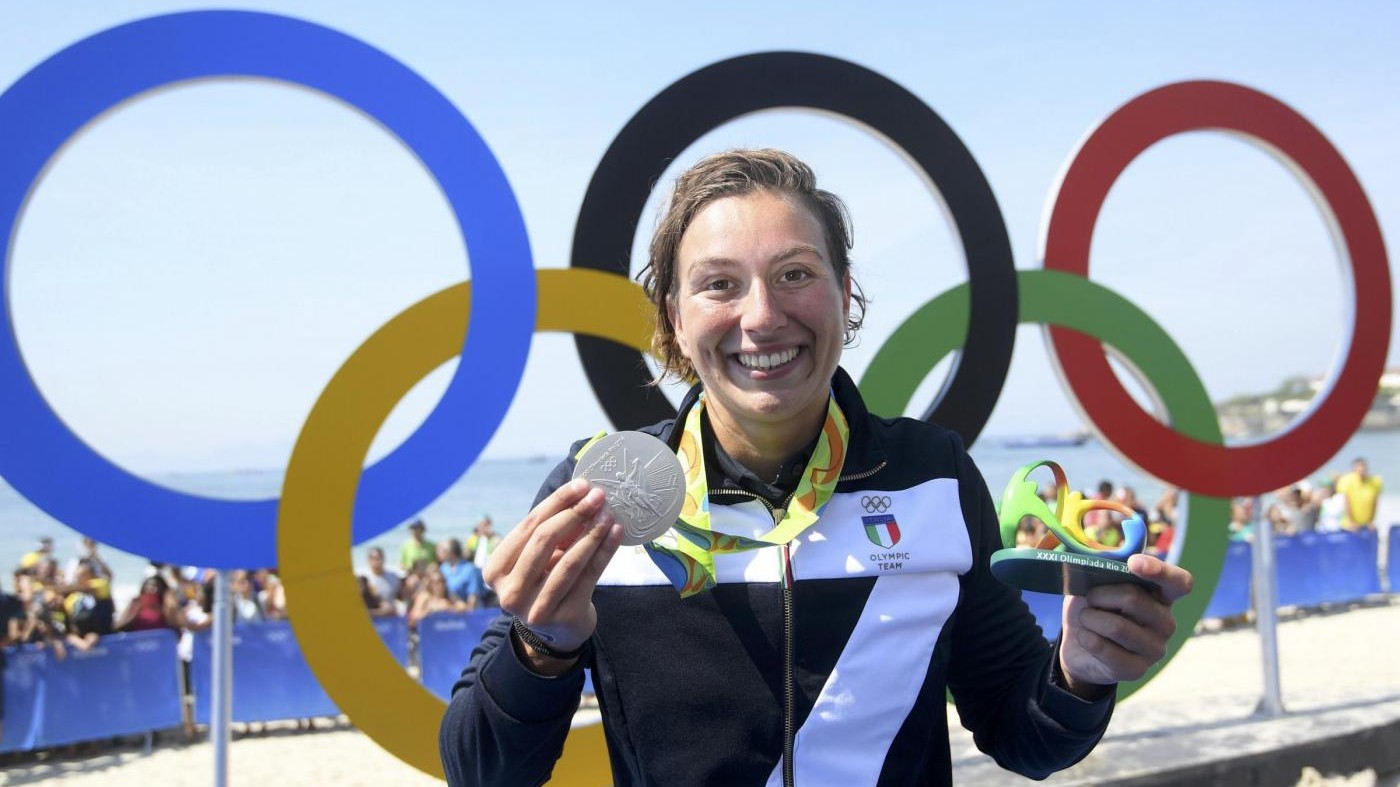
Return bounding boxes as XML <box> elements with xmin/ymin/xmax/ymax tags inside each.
<box><xmin>279</xmin><ymin>268</ymin><xmax>654</xmax><ymax>781</ymax></box>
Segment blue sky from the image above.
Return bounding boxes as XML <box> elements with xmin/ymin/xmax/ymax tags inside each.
<box><xmin>1</xmin><ymin>1</ymin><xmax>1396</xmax><ymax>479</ymax></box>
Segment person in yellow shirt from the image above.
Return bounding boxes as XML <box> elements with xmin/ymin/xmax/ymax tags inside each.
<box><xmin>17</xmin><ymin>537</ymin><xmax>54</xmax><ymax>571</ymax></box>
<box><xmin>1335</xmin><ymin>457</ymin><xmax>1383</xmax><ymax>531</ymax></box>
<box><xmin>62</xmin><ymin>559</ymin><xmax>115</xmax><ymax>652</ymax></box>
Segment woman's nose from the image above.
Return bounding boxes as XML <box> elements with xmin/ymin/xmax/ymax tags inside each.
<box><xmin>739</xmin><ymin>282</ymin><xmax>786</xmax><ymax>332</ymax></box>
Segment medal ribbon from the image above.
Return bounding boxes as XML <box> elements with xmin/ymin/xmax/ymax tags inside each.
<box><xmin>643</xmin><ymin>391</ymin><xmax>850</xmax><ymax>597</ymax></box>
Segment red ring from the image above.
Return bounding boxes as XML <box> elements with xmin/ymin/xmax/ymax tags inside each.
<box><xmin>1041</xmin><ymin>81</ymin><xmax>1391</xmax><ymax>497</ymax></box>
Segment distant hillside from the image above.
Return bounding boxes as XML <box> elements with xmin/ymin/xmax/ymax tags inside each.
<box><xmin>1216</xmin><ymin>369</ymin><xmax>1400</xmax><ymax>439</ymax></box>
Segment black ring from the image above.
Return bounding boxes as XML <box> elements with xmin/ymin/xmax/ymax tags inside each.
<box><xmin>861</xmin><ymin>495</ymin><xmax>891</xmax><ymax>513</ymax></box>
<box><xmin>570</xmin><ymin>51</ymin><xmax>1017</xmax><ymax>443</ymax></box>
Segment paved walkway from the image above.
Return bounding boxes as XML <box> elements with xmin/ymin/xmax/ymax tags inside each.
<box><xmin>950</xmin><ymin>599</ymin><xmax>1400</xmax><ymax>785</ymax></box>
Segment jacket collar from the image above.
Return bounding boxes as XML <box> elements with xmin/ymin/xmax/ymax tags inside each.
<box><xmin>664</xmin><ymin>366</ymin><xmax>889</xmax><ymax>483</ymax></box>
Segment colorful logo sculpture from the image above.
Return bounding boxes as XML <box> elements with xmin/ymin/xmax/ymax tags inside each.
<box><xmin>991</xmin><ymin>460</ymin><xmax>1153</xmax><ymax>596</ymax></box>
<box><xmin>0</xmin><ymin>11</ymin><xmax>1390</xmax><ymax>782</ymax></box>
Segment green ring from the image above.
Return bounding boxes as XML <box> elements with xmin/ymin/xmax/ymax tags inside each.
<box><xmin>859</xmin><ymin>269</ymin><xmax>1229</xmax><ymax>701</ymax></box>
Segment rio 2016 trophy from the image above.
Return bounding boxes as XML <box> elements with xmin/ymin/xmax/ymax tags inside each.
<box><xmin>991</xmin><ymin>460</ymin><xmax>1158</xmax><ymax>596</ymax></box>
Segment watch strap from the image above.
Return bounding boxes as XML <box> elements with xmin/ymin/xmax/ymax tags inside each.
<box><xmin>511</xmin><ymin>616</ymin><xmax>588</xmax><ymax>660</ymax></box>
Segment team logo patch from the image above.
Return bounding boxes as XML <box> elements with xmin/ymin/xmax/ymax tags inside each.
<box><xmin>861</xmin><ymin>495</ymin><xmax>891</xmax><ymax>513</ymax></box>
<box><xmin>862</xmin><ymin>514</ymin><xmax>901</xmax><ymax>548</ymax></box>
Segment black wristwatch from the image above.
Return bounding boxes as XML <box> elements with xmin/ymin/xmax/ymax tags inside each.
<box><xmin>511</xmin><ymin>616</ymin><xmax>588</xmax><ymax>660</ymax></box>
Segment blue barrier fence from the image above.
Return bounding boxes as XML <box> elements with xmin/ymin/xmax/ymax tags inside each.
<box><xmin>3</xmin><ymin>528</ymin><xmax>1392</xmax><ymax>751</ymax></box>
<box><xmin>192</xmin><ymin>616</ymin><xmax>407</xmax><ymax>724</ymax></box>
<box><xmin>1</xmin><ymin>630</ymin><xmax>181</xmax><ymax>752</ymax></box>
<box><xmin>1203</xmin><ymin>541</ymin><xmax>1253</xmax><ymax>619</ymax></box>
<box><xmin>1197</xmin><ymin>528</ymin><xmax>1385</xmax><ymax>621</ymax></box>
<box><xmin>1389</xmin><ymin>526</ymin><xmax>1399</xmax><ymax>592</ymax></box>
<box><xmin>418</xmin><ymin>610</ymin><xmax>596</xmax><ymax>700</ymax></box>
<box><xmin>420</xmin><ymin>609</ymin><xmax>500</xmax><ymax>701</ymax></box>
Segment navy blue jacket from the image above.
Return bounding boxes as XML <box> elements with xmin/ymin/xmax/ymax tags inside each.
<box><xmin>440</xmin><ymin>368</ymin><xmax>1113</xmax><ymax>785</ymax></box>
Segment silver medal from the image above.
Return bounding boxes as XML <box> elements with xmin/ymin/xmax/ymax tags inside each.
<box><xmin>572</xmin><ymin>431</ymin><xmax>685</xmax><ymax>546</ymax></box>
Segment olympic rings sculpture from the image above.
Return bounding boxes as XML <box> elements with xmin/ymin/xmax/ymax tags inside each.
<box><xmin>0</xmin><ymin>10</ymin><xmax>1390</xmax><ymax>783</ymax></box>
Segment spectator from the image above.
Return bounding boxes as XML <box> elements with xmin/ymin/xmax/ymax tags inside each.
<box><xmin>1014</xmin><ymin>515</ymin><xmax>1045</xmax><ymax>548</ymax></box>
<box><xmin>177</xmin><ymin>579</ymin><xmax>214</xmax><ymax>739</ymax></box>
<box><xmin>1115</xmin><ymin>486</ymin><xmax>1148</xmax><ymax>522</ymax></box>
<box><xmin>255</xmin><ymin>569</ymin><xmax>287</xmax><ymax>620</ymax></box>
<box><xmin>1267</xmin><ymin>486</ymin><xmax>1305</xmax><ymax>536</ymax></box>
<box><xmin>407</xmin><ymin>569</ymin><xmax>466</xmax><ymax>629</ymax></box>
<box><xmin>1316</xmin><ymin>481</ymin><xmax>1346</xmax><ymax>533</ymax></box>
<box><xmin>15</xmin><ymin>572</ymin><xmax>67</xmax><ymax>659</ymax></box>
<box><xmin>63</xmin><ymin>537</ymin><xmax>113</xmax><ymax>584</ymax></box>
<box><xmin>1147</xmin><ymin>522</ymin><xmax>1175</xmax><ymax>561</ymax></box>
<box><xmin>1335</xmin><ymin>457</ymin><xmax>1383</xmax><ymax>531</ymax></box>
<box><xmin>18</xmin><ymin>537</ymin><xmax>54</xmax><ymax>572</ymax></box>
<box><xmin>1295</xmin><ymin>482</ymin><xmax>1321</xmax><ymax>532</ymax></box>
<box><xmin>438</xmin><ymin>539</ymin><xmax>485</xmax><ymax>610</ymax></box>
<box><xmin>0</xmin><ymin>576</ymin><xmax>24</xmax><ymax>739</ymax></box>
<box><xmin>362</xmin><ymin>546</ymin><xmax>403</xmax><ymax>609</ymax></box>
<box><xmin>1083</xmin><ymin>480</ymin><xmax>1114</xmax><ymax>532</ymax></box>
<box><xmin>1150</xmin><ymin>488</ymin><xmax>1179</xmax><ymax>531</ymax></box>
<box><xmin>30</xmin><ymin>556</ymin><xmax>61</xmax><ymax>590</ymax></box>
<box><xmin>0</xmin><ymin>577</ymin><xmax>22</xmax><ymax>646</ymax></box>
<box><xmin>229</xmin><ymin>570</ymin><xmax>264</xmax><ymax>623</ymax></box>
<box><xmin>358</xmin><ymin>576</ymin><xmax>396</xmax><ymax>618</ymax></box>
<box><xmin>60</xmin><ymin>559</ymin><xmax>115</xmax><ymax>652</ymax></box>
<box><xmin>466</xmin><ymin>515</ymin><xmax>501</xmax><ymax>570</ymax></box>
<box><xmin>400</xmin><ymin>518</ymin><xmax>437</xmax><ymax>574</ymax></box>
<box><xmin>117</xmin><ymin>575</ymin><xmax>183</xmax><ymax>632</ymax></box>
<box><xmin>1229</xmin><ymin>499</ymin><xmax>1254</xmax><ymax>542</ymax></box>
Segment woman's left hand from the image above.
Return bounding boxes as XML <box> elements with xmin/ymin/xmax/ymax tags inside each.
<box><xmin>1058</xmin><ymin>554</ymin><xmax>1194</xmax><ymax>698</ymax></box>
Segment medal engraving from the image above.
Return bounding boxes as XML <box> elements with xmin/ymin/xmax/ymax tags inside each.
<box><xmin>573</xmin><ymin>432</ymin><xmax>685</xmax><ymax>546</ymax></box>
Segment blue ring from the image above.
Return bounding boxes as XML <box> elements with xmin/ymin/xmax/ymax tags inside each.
<box><xmin>0</xmin><ymin>11</ymin><xmax>535</xmax><ymax>567</ymax></box>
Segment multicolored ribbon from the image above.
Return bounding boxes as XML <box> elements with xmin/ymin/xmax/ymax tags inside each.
<box><xmin>642</xmin><ymin>392</ymin><xmax>850</xmax><ymax>596</ymax></box>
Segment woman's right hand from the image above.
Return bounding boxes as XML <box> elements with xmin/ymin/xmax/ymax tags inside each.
<box><xmin>484</xmin><ymin>479</ymin><xmax>623</xmax><ymax>665</ymax></box>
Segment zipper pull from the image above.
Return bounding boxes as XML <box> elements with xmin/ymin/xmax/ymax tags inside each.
<box><xmin>771</xmin><ymin>507</ymin><xmax>787</xmax><ymax>524</ymax></box>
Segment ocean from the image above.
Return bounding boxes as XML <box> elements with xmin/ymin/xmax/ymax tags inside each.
<box><xmin>5</xmin><ymin>429</ymin><xmax>1397</xmax><ymax>607</ymax></box>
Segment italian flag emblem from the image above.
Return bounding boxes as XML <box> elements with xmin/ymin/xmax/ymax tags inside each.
<box><xmin>862</xmin><ymin>514</ymin><xmax>901</xmax><ymax>548</ymax></box>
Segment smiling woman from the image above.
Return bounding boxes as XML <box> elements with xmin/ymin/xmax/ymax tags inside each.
<box><xmin>439</xmin><ymin>149</ymin><xmax>1196</xmax><ymax>787</ymax></box>
<box><xmin>667</xmin><ymin>191</ymin><xmax>851</xmax><ymax>479</ymax></box>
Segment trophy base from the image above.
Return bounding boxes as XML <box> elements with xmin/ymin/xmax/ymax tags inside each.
<box><xmin>990</xmin><ymin>548</ymin><xmax>1159</xmax><ymax>596</ymax></box>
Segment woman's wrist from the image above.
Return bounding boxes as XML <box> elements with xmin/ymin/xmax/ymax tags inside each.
<box><xmin>510</xmin><ymin>617</ymin><xmax>587</xmax><ymax>677</ymax></box>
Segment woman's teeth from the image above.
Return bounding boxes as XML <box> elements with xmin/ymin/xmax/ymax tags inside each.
<box><xmin>737</xmin><ymin>347</ymin><xmax>800</xmax><ymax>370</ymax></box>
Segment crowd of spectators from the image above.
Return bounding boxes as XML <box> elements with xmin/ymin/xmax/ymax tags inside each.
<box><xmin>1246</xmin><ymin>457</ymin><xmax>1385</xmax><ymax>539</ymax></box>
<box><xmin>0</xmin><ymin>512</ymin><xmax>504</xmax><ymax>740</ymax></box>
<box><xmin>0</xmin><ymin>512</ymin><xmax>506</xmax><ymax>660</ymax></box>
<box><xmin>1011</xmin><ymin>456</ymin><xmax>1384</xmax><ymax>553</ymax></box>
<box><xmin>1</xmin><ymin>468</ymin><xmax>1383</xmax><ymax>661</ymax></box>
<box><xmin>1015</xmin><ymin>481</ymin><xmax>1179</xmax><ymax>559</ymax></box>
<box><xmin>360</xmin><ymin>514</ymin><xmax>502</xmax><ymax>630</ymax></box>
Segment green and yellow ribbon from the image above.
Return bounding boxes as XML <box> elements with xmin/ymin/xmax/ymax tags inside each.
<box><xmin>621</xmin><ymin>392</ymin><xmax>849</xmax><ymax>596</ymax></box>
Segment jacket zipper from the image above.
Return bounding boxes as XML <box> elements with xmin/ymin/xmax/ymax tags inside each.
<box><xmin>711</xmin><ymin>463</ymin><xmax>886</xmax><ymax>786</ymax></box>
<box><xmin>709</xmin><ymin>487</ymin><xmax>799</xmax><ymax>785</ymax></box>
<box><xmin>780</xmin><ymin>540</ymin><xmax>796</xmax><ymax>787</ymax></box>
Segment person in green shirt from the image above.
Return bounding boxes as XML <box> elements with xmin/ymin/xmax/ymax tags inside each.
<box><xmin>400</xmin><ymin>519</ymin><xmax>438</xmax><ymax>573</ymax></box>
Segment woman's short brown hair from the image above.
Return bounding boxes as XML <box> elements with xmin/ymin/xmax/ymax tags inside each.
<box><xmin>638</xmin><ymin>148</ymin><xmax>866</xmax><ymax>383</ymax></box>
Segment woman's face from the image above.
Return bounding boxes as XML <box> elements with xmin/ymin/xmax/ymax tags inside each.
<box><xmin>668</xmin><ymin>191</ymin><xmax>849</xmax><ymax>440</ymax></box>
<box><xmin>427</xmin><ymin>574</ymin><xmax>447</xmax><ymax>597</ymax></box>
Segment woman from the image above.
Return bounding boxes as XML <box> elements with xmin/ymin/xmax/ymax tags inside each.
<box><xmin>407</xmin><ymin>569</ymin><xmax>465</xmax><ymax>629</ymax></box>
<box><xmin>440</xmin><ymin>149</ymin><xmax>1193</xmax><ymax>786</ymax></box>
<box><xmin>117</xmin><ymin>576</ymin><xmax>183</xmax><ymax>632</ymax></box>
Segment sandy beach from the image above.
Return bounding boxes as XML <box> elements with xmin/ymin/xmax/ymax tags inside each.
<box><xmin>3</xmin><ymin>600</ymin><xmax>1397</xmax><ymax>786</ymax></box>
